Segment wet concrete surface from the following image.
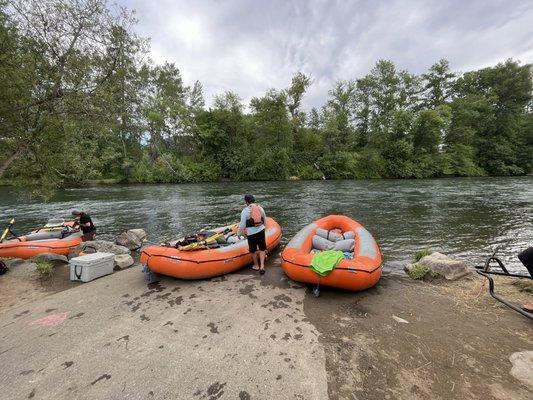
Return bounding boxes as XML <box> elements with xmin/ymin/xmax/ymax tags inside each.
<box><xmin>0</xmin><ymin>261</ymin><xmax>327</xmax><ymax>400</ymax></box>
<box><xmin>1</xmin><ymin>256</ymin><xmax>532</xmax><ymax>400</ymax></box>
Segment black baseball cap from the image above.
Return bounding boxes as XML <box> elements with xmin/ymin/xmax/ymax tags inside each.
<box><xmin>244</xmin><ymin>194</ymin><xmax>255</xmax><ymax>203</ymax></box>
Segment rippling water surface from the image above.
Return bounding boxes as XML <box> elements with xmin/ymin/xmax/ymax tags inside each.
<box><xmin>1</xmin><ymin>177</ymin><xmax>532</xmax><ymax>271</ymax></box>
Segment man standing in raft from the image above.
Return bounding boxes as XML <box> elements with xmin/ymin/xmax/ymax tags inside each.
<box><xmin>238</xmin><ymin>195</ymin><xmax>267</xmax><ymax>275</ymax></box>
<box><xmin>71</xmin><ymin>210</ymin><xmax>96</xmax><ymax>241</ymax></box>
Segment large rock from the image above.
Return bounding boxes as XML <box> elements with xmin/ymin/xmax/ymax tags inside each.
<box><xmin>114</xmin><ymin>254</ymin><xmax>134</xmax><ymax>270</ymax></box>
<box><xmin>69</xmin><ymin>240</ymin><xmax>130</xmax><ymax>259</ymax></box>
<box><xmin>128</xmin><ymin>229</ymin><xmax>147</xmax><ymax>241</ymax></box>
<box><xmin>115</xmin><ymin>231</ymin><xmax>143</xmax><ymax>251</ymax></box>
<box><xmin>1</xmin><ymin>258</ymin><xmax>26</xmax><ymax>267</ymax></box>
<box><xmin>31</xmin><ymin>253</ymin><xmax>68</xmax><ymax>263</ymax></box>
<box><xmin>405</xmin><ymin>252</ymin><xmax>470</xmax><ymax>280</ymax></box>
<box><xmin>509</xmin><ymin>351</ymin><xmax>533</xmax><ymax>390</ymax></box>
<box><xmin>115</xmin><ymin>229</ymin><xmax>147</xmax><ymax>251</ymax></box>
<box><xmin>115</xmin><ymin>232</ymin><xmax>142</xmax><ymax>250</ymax></box>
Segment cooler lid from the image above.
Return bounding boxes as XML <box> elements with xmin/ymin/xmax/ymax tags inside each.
<box><xmin>70</xmin><ymin>252</ymin><xmax>115</xmax><ymax>263</ymax></box>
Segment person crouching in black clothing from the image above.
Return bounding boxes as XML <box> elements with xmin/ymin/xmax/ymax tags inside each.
<box><xmin>72</xmin><ymin>210</ymin><xmax>96</xmax><ymax>241</ymax></box>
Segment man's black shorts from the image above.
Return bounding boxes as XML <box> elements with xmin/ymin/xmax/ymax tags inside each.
<box><xmin>247</xmin><ymin>229</ymin><xmax>266</xmax><ymax>253</ymax></box>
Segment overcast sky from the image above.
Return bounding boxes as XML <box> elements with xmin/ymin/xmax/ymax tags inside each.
<box><xmin>119</xmin><ymin>0</ymin><xmax>533</xmax><ymax>109</ymax></box>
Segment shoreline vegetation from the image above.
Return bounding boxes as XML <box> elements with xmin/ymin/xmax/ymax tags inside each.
<box><xmin>1</xmin><ymin>1</ymin><xmax>532</xmax><ymax>195</ymax></box>
<box><xmin>1</xmin><ymin>174</ymin><xmax>532</xmax><ymax>190</ymax></box>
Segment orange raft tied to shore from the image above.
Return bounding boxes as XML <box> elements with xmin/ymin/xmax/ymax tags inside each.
<box><xmin>140</xmin><ymin>217</ymin><xmax>282</xmax><ymax>279</ymax></box>
<box><xmin>0</xmin><ymin>221</ymin><xmax>82</xmax><ymax>259</ymax></box>
<box><xmin>281</xmin><ymin>215</ymin><xmax>382</xmax><ymax>291</ymax></box>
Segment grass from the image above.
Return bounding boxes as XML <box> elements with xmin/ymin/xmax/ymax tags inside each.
<box><xmin>513</xmin><ymin>279</ymin><xmax>533</xmax><ymax>293</ymax></box>
<box><xmin>430</xmin><ymin>274</ymin><xmax>532</xmax><ymax>318</ymax></box>
<box><xmin>406</xmin><ymin>263</ymin><xmax>430</xmax><ymax>280</ymax></box>
<box><xmin>0</xmin><ymin>178</ymin><xmax>18</xmax><ymax>186</ymax></box>
<box><xmin>406</xmin><ymin>263</ymin><xmax>442</xmax><ymax>280</ymax></box>
<box><xmin>414</xmin><ymin>249</ymin><xmax>432</xmax><ymax>262</ymax></box>
<box><xmin>35</xmin><ymin>259</ymin><xmax>55</xmax><ymax>279</ymax></box>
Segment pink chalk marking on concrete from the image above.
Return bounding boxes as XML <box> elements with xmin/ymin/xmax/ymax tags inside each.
<box><xmin>29</xmin><ymin>311</ymin><xmax>69</xmax><ymax>327</ymax></box>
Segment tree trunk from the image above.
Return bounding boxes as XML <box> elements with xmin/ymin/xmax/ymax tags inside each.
<box><xmin>0</xmin><ymin>145</ymin><xmax>27</xmax><ymax>178</ymax></box>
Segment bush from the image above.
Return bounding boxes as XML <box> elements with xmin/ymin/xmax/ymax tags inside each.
<box><xmin>442</xmin><ymin>144</ymin><xmax>485</xmax><ymax>177</ymax></box>
<box><xmin>35</xmin><ymin>259</ymin><xmax>55</xmax><ymax>279</ymax></box>
<box><xmin>129</xmin><ymin>153</ymin><xmax>222</xmax><ymax>183</ymax></box>
<box><xmin>356</xmin><ymin>148</ymin><xmax>386</xmax><ymax>178</ymax></box>
<box><xmin>406</xmin><ymin>263</ymin><xmax>430</xmax><ymax>280</ymax></box>
<box><xmin>249</xmin><ymin>148</ymin><xmax>291</xmax><ymax>181</ymax></box>
<box><xmin>318</xmin><ymin>151</ymin><xmax>359</xmax><ymax>179</ymax></box>
<box><xmin>383</xmin><ymin>139</ymin><xmax>417</xmax><ymax>178</ymax></box>
<box><xmin>181</xmin><ymin>157</ymin><xmax>221</xmax><ymax>182</ymax></box>
<box><xmin>414</xmin><ymin>249</ymin><xmax>432</xmax><ymax>262</ymax></box>
<box><xmin>405</xmin><ymin>263</ymin><xmax>441</xmax><ymax>280</ymax></box>
<box><xmin>294</xmin><ymin>163</ymin><xmax>324</xmax><ymax>180</ymax></box>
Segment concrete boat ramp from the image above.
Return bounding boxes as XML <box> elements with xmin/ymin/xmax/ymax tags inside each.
<box><xmin>1</xmin><ymin>263</ymin><xmax>532</xmax><ymax>400</ymax></box>
<box><xmin>0</xmin><ymin>267</ymin><xmax>327</xmax><ymax>400</ymax></box>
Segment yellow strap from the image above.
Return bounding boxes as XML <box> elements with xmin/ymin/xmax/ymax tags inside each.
<box><xmin>178</xmin><ymin>232</ymin><xmax>224</xmax><ymax>251</ymax></box>
<box><xmin>0</xmin><ymin>218</ymin><xmax>15</xmax><ymax>242</ymax></box>
<box><xmin>178</xmin><ymin>224</ymin><xmax>238</xmax><ymax>251</ymax></box>
<box><xmin>0</xmin><ymin>228</ymin><xmax>9</xmax><ymax>242</ymax></box>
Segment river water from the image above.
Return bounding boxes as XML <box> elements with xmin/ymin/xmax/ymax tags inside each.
<box><xmin>1</xmin><ymin>177</ymin><xmax>532</xmax><ymax>272</ymax></box>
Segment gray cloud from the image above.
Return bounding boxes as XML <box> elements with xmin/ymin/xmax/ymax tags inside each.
<box><xmin>119</xmin><ymin>0</ymin><xmax>533</xmax><ymax>109</ymax></box>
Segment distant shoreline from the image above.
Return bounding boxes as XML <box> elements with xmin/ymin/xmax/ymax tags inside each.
<box><xmin>1</xmin><ymin>174</ymin><xmax>532</xmax><ymax>189</ymax></box>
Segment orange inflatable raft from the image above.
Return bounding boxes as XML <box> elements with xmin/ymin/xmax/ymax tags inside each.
<box><xmin>281</xmin><ymin>215</ymin><xmax>382</xmax><ymax>291</ymax></box>
<box><xmin>0</xmin><ymin>221</ymin><xmax>82</xmax><ymax>259</ymax></box>
<box><xmin>140</xmin><ymin>217</ymin><xmax>282</xmax><ymax>279</ymax></box>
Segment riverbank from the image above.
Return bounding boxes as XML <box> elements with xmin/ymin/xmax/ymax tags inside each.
<box><xmin>1</xmin><ymin>258</ymin><xmax>531</xmax><ymax>399</ymax></box>
<box><xmin>3</xmin><ymin>174</ymin><xmax>533</xmax><ymax>188</ymax></box>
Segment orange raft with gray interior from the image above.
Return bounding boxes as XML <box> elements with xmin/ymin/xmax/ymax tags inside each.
<box><xmin>140</xmin><ymin>217</ymin><xmax>282</xmax><ymax>279</ymax></box>
<box><xmin>0</xmin><ymin>221</ymin><xmax>82</xmax><ymax>259</ymax></box>
<box><xmin>281</xmin><ymin>215</ymin><xmax>382</xmax><ymax>291</ymax></box>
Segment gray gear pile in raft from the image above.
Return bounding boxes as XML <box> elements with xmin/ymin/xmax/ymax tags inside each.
<box><xmin>312</xmin><ymin>229</ymin><xmax>355</xmax><ymax>251</ymax></box>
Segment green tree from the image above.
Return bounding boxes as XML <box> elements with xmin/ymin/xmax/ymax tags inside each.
<box><xmin>189</xmin><ymin>80</ymin><xmax>205</xmax><ymax>112</ymax></box>
<box><xmin>249</xmin><ymin>89</ymin><xmax>292</xmax><ymax>179</ymax></box>
<box><xmin>454</xmin><ymin>60</ymin><xmax>532</xmax><ymax>175</ymax></box>
<box><xmin>422</xmin><ymin>59</ymin><xmax>456</xmax><ymax>108</ymax></box>
<box><xmin>0</xmin><ymin>0</ymin><xmax>142</xmax><ymax>188</ymax></box>
<box><xmin>1</xmin><ymin>2</ymin><xmax>531</xmax><ymax>189</ymax></box>
<box><xmin>412</xmin><ymin>106</ymin><xmax>451</xmax><ymax>153</ymax></box>
<box><xmin>322</xmin><ymin>80</ymin><xmax>357</xmax><ymax>151</ymax></box>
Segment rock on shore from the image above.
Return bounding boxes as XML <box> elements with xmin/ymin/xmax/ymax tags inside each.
<box><xmin>509</xmin><ymin>351</ymin><xmax>533</xmax><ymax>391</ymax></box>
<box><xmin>30</xmin><ymin>253</ymin><xmax>68</xmax><ymax>263</ymax></box>
<box><xmin>405</xmin><ymin>252</ymin><xmax>470</xmax><ymax>280</ymax></box>
<box><xmin>68</xmin><ymin>240</ymin><xmax>131</xmax><ymax>259</ymax></box>
<box><xmin>113</xmin><ymin>254</ymin><xmax>134</xmax><ymax>270</ymax></box>
<box><xmin>115</xmin><ymin>229</ymin><xmax>147</xmax><ymax>251</ymax></box>
<box><xmin>69</xmin><ymin>240</ymin><xmax>136</xmax><ymax>271</ymax></box>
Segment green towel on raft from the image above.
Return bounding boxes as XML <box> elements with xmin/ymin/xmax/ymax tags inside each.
<box><xmin>310</xmin><ymin>250</ymin><xmax>344</xmax><ymax>276</ymax></box>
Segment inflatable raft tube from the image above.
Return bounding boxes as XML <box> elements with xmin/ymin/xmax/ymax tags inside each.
<box><xmin>281</xmin><ymin>215</ymin><xmax>382</xmax><ymax>291</ymax></box>
<box><xmin>0</xmin><ymin>228</ymin><xmax>83</xmax><ymax>259</ymax></box>
<box><xmin>140</xmin><ymin>217</ymin><xmax>282</xmax><ymax>279</ymax></box>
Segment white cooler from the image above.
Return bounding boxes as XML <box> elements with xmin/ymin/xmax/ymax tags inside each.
<box><xmin>70</xmin><ymin>252</ymin><xmax>115</xmax><ymax>282</ymax></box>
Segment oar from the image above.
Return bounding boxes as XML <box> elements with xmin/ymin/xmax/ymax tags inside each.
<box><xmin>0</xmin><ymin>218</ymin><xmax>15</xmax><ymax>243</ymax></box>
